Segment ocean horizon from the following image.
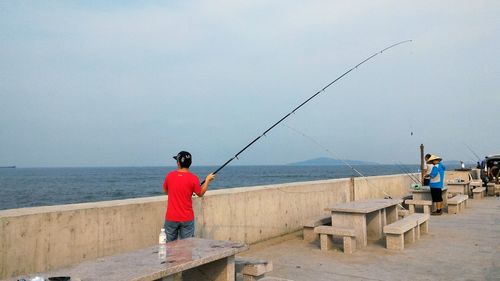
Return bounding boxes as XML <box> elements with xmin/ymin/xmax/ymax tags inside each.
<box><xmin>0</xmin><ymin>164</ymin><xmax>460</xmax><ymax>211</ymax></box>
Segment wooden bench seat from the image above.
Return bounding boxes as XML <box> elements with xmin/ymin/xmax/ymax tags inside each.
<box><xmin>236</xmin><ymin>257</ymin><xmax>273</xmax><ymax>281</ymax></box>
<box><xmin>314</xmin><ymin>226</ymin><xmax>356</xmax><ymax>254</ymax></box>
<box><xmin>405</xmin><ymin>199</ymin><xmax>432</xmax><ymax>214</ymax></box>
<box><xmin>447</xmin><ymin>195</ymin><xmax>468</xmax><ymax>214</ymax></box>
<box><xmin>383</xmin><ymin>213</ymin><xmax>429</xmax><ymax>250</ymax></box>
<box><xmin>303</xmin><ymin>215</ymin><xmax>331</xmax><ymax>242</ymax></box>
<box><xmin>472</xmin><ymin>187</ymin><xmax>486</xmax><ymax>199</ymax></box>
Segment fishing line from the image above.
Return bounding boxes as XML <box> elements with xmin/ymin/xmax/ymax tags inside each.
<box><xmin>281</xmin><ymin>124</ymin><xmax>403</xmax><ymax>203</ymax></box>
<box><xmin>282</xmin><ymin>124</ymin><xmax>367</xmax><ymax>180</ymax></box>
<box><xmin>395</xmin><ymin>161</ymin><xmax>421</xmax><ymax>184</ymax></box>
<box><xmin>201</xmin><ymin>40</ymin><xmax>413</xmax><ymax>185</ymax></box>
<box><xmin>464</xmin><ymin>143</ymin><xmax>482</xmax><ymax>162</ymax></box>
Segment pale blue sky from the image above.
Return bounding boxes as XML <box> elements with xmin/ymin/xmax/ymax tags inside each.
<box><xmin>1</xmin><ymin>1</ymin><xmax>499</xmax><ymax>167</ymax></box>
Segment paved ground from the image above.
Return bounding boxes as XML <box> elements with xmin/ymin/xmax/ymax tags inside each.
<box><xmin>238</xmin><ymin>197</ymin><xmax>500</xmax><ymax>281</ymax></box>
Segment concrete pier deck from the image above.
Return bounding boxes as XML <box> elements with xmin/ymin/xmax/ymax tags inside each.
<box><xmin>238</xmin><ymin>197</ymin><xmax>500</xmax><ymax>281</ymax></box>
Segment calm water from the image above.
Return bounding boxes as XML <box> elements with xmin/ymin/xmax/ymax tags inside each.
<box><xmin>0</xmin><ymin>165</ymin><xmax>427</xmax><ymax>210</ymax></box>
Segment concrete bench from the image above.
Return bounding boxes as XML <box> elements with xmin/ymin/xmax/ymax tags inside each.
<box><xmin>314</xmin><ymin>226</ymin><xmax>356</xmax><ymax>254</ymax></box>
<box><xmin>414</xmin><ymin>213</ymin><xmax>430</xmax><ymax>239</ymax></box>
<box><xmin>405</xmin><ymin>199</ymin><xmax>432</xmax><ymax>214</ymax></box>
<box><xmin>11</xmin><ymin>238</ymin><xmax>248</xmax><ymax>281</ymax></box>
<box><xmin>486</xmin><ymin>183</ymin><xmax>496</xmax><ymax>196</ymax></box>
<box><xmin>236</xmin><ymin>257</ymin><xmax>273</xmax><ymax>281</ymax></box>
<box><xmin>303</xmin><ymin>214</ymin><xmax>331</xmax><ymax>242</ymax></box>
<box><xmin>472</xmin><ymin>187</ymin><xmax>486</xmax><ymax>199</ymax></box>
<box><xmin>383</xmin><ymin>213</ymin><xmax>429</xmax><ymax>251</ymax></box>
<box><xmin>469</xmin><ymin>180</ymin><xmax>482</xmax><ymax>188</ymax></box>
<box><xmin>448</xmin><ymin>195</ymin><xmax>468</xmax><ymax>214</ymax></box>
<box><xmin>398</xmin><ymin>209</ymin><xmax>410</xmax><ymax>218</ymax></box>
<box><xmin>494</xmin><ymin>184</ymin><xmax>500</xmax><ymax>197</ymax></box>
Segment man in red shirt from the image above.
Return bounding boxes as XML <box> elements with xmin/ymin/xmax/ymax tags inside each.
<box><xmin>163</xmin><ymin>151</ymin><xmax>215</xmax><ymax>241</ymax></box>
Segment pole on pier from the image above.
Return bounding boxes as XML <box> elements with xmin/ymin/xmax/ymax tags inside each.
<box><xmin>420</xmin><ymin>144</ymin><xmax>425</xmax><ymax>183</ymax></box>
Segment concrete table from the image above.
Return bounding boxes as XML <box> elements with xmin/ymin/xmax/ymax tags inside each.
<box><xmin>411</xmin><ymin>187</ymin><xmax>448</xmax><ymax>212</ymax></box>
<box><xmin>446</xmin><ymin>181</ymin><xmax>471</xmax><ymax>196</ymax></box>
<box><xmin>324</xmin><ymin>199</ymin><xmax>403</xmax><ymax>248</ymax></box>
<box><xmin>12</xmin><ymin>238</ymin><xmax>248</xmax><ymax>281</ymax></box>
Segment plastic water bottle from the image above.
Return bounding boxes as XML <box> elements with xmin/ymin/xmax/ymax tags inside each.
<box><xmin>158</xmin><ymin>228</ymin><xmax>167</xmax><ymax>261</ymax></box>
<box><xmin>159</xmin><ymin>228</ymin><xmax>167</xmax><ymax>244</ymax></box>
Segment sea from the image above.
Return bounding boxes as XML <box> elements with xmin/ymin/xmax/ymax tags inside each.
<box><xmin>0</xmin><ymin>164</ymin><xmax>438</xmax><ymax>211</ymax></box>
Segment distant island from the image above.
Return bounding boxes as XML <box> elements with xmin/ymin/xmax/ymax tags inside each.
<box><xmin>287</xmin><ymin>157</ymin><xmax>378</xmax><ymax>166</ymax></box>
<box><xmin>0</xmin><ymin>166</ymin><xmax>16</xmax><ymax>169</ymax></box>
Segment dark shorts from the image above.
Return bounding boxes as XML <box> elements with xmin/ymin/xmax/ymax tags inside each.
<box><xmin>164</xmin><ymin>220</ymin><xmax>195</xmax><ymax>242</ymax></box>
<box><xmin>423</xmin><ymin>178</ymin><xmax>430</xmax><ymax>186</ymax></box>
<box><xmin>430</xmin><ymin>187</ymin><xmax>443</xmax><ymax>202</ymax></box>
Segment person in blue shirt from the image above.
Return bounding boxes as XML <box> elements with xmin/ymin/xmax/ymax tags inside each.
<box><xmin>428</xmin><ymin>154</ymin><xmax>446</xmax><ymax>215</ymax></box>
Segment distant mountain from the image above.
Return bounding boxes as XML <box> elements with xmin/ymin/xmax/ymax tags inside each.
<box><xmin>287</xmin><ymin>157</ymin><xmax>378</xmax><ymax>166</ymax></box>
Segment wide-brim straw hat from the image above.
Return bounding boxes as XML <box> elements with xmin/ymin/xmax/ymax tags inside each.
<box><xmin>426</xmin><ymin>154</ymin><xmax>442</xmax><ymax>163</ymax></box>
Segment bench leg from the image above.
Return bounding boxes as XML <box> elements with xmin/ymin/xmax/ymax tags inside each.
<box><xmin>320</xmin><ymin>234</ymin><xmax>332</xmax><ymax>251</ymax></box>
<box><xmin>386</xmin><ymin>234</ymin><xmax>404</xmax><ymax>250</ymax></box>
<box><xmin>343</xmin><ymin>236</ymin><xmax>356</xmax><ymax>254</ymax></box>
<box><xmin>420</xmin><ymin>221</ymin><xmax>429</xmax><ymax>235</ymax></box>
<box><xmin>303</xmin><ymin>227</ymin><xmax>318</xmax><ymax>242</ymax></box>
<box><xmin>404</xmin><ymin>228</ymin><xmax>416</xmax><ymax>245</ymax></box>
<box><xmin>423</xmin><ymin>205</ymin><xmax>430</xmax><ymax>214</ymax></box>
<box><xmin>448</xmin><ymin>205</ymin><xmax>458</xmax><ymax>214</ymax></box>
<box><xmin>409</xmin><ymin>205</ymin><xmax>415</xmax><ymax>214</ymax></box>
<box><xmin>183</xmin><ymin>256</ymin><xmax>235</xmax><ymax>281</ymax></box>
<box><xmin>415</xmin><ymin>224</ymin><xmax>421</xmax><ymax>240</ymax></box>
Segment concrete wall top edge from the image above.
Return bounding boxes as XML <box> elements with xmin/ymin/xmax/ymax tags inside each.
<box><xmin>207</xmin><ymin>177</ymin><xmax>351</xmax><ymax>195</ymax></box>
<box><xmin>0</xmin><ymin>176</ymin><xmax>359</xmax><ymax>217</ymax></box>
<box><xmin>0</xmin><ymin>195</ymin><xmax>166</xmax><ymax>218</ymax></box>
<box><xmin>352</xmin><ymin>173</ymin><xmax>417</xmax><ymax>181</ymax></box>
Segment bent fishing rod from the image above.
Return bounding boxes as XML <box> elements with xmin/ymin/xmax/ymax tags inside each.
<box><xmin>464</xmin><ymin>143</ymin><xmax>481</xmax><ymax>162</ymax></box>
<box><xmin>394</xmin><ymin>162</ymin><xmax>421</xmax><ymax>184</ymax></box>
<box><xmin>201</xmin><ymin>40</ymin><xmax>412</xmax><ymax>185</ymax></box>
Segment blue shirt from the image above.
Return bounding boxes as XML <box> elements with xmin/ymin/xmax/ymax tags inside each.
<box><xmin>429</xmin><ymin>163</ymin><xmax>446</xmax><ymax>188</ymax></box>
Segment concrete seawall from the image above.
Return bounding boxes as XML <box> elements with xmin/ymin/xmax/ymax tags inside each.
<box><xmin>0</xmin><ymin>173</ymin><xmax>414</xmax><ymax>279</ymax></box>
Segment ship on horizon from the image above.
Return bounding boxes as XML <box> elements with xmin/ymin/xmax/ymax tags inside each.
<box><xmin>0</xmin><ymin>165</ymin><xmax>16</xmax><ymax>168</ymax></box>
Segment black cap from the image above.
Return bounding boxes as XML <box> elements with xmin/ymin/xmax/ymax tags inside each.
<box><xmin>173</xmin><ymin>151</ymin><xmax>192</xmax><ymax>167</ymax></box>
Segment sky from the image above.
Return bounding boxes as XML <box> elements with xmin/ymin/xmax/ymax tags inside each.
<box><xmin>1</xmin><ymin>1</ymin><xmax>499</xmax><ymax>167</ymax></box>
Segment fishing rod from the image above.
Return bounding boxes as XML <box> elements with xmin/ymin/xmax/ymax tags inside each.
<box><xmin>392</xmin><ymin>163</ymin><xmax>417</xmax><ymax>184</ymax></box>
<box><xmin>201</xmin><ymin>40</ymin><xmax>413</xmax><ymax>185</ymax></box>
<box><xmin>464</xmin><ymin>143</ymin><xmax>481</xmax><ymax>162</ymax></box>
<box><xmin>395</xmin><ymin>161</ymin><xmax>421</xmax><ymax>184</ymax></box>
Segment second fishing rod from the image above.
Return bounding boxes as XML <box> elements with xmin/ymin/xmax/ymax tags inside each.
<box><xmin>201</xmin><ymin>40</ymin><xmax>413</xmax><ymax>185</ymax></box>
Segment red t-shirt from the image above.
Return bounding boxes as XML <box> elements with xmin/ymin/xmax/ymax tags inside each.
<box><xmin>163</xmin><ymin>170</ymin><xmax>201</xmax><ymax>222</ymax></box>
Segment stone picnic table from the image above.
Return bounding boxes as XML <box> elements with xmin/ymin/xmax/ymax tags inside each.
<box><xmin>9</xmin><ymin>238</ymin><xmax>248</xmax><ymax>281</ymax></box>
<box><xmin>446</xmin><ymin>180</ymin><xmax>471</xmax><ymax>196</ymax></box>
<box><xmin>411</xmin><ymin>186</ymin><xmax>448</xmax><ymax>212</ymax></box>
<box><xmin>324</xmin><ymin>198</ymin><xmax>402</xmax><ymax>248</ymax></box>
